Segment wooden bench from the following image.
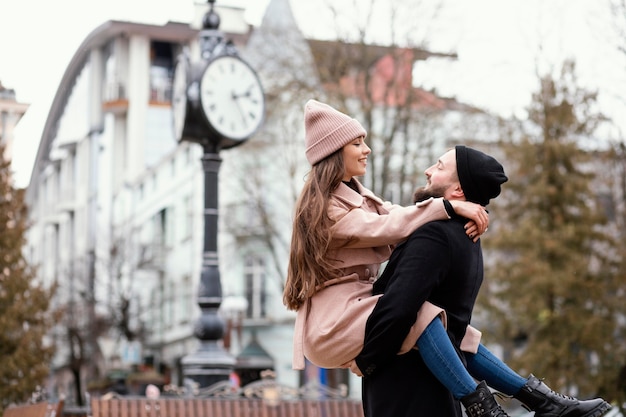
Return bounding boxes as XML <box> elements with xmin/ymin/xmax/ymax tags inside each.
<box><xmin>2</xmin><ymin>401</ymin><xmax>63</xmax><ymax>417</ymax></box>
<box><xmin>90</xmin><ymin>397</ymin><xmax>364</xmax><ymax>417</ymax></box>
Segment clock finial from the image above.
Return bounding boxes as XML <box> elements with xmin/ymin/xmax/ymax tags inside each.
<box><xmin>203</xmin><ymin>0</ymin><xmax>220</xmax><ymax>30</ymax></box>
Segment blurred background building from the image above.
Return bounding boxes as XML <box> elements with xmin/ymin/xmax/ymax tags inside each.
<box><xmin>0</xmin><ymin>82</ymin><xmax>29</xmax><ymax>163</ymax></box>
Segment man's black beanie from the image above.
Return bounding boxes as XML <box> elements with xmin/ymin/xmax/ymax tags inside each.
<box><xmin>455</xmin><ymin>145</ymin><xmax>508</xmax><ymax>206</ymax></box>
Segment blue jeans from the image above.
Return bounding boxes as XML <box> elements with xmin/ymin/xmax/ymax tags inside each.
<box><xmin>417</xmin><ymin>318</ymin><xmax>527</xmax><ymax>399</ymax></box>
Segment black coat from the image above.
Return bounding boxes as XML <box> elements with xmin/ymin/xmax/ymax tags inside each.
<box><xmin>355</xmin><ymin>217</ymin><xmax>484</xmax><ymax>417</ymax></box>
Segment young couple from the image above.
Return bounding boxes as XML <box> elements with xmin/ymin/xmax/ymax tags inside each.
<box><xmin>284</xmin><ymin>99</ymin><xmax>611</xmax><ymax>417</ymax></box>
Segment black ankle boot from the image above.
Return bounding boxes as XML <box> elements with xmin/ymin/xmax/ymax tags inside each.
<box><xmin>461</xmin><ymin>381</ymin><xmax>511</xmax><ymax>417</ymax></box>
<box><xmin>514</xmin><ymin>375</ymin><xmax>611</xmax><ymax>417</ymax></box>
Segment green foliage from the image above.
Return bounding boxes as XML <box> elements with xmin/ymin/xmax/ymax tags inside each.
<box><xmin>482</xmin><ymin>60</ymin><xmax>626</xmax><ymax>402</ymax></box>
<box><xmin>0</xmin><ymin>145</ymin><xmax>58</xmax><ymax>414</ymax></box>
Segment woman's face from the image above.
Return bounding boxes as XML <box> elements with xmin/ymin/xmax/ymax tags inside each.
<box><xmin>342</xmin><ymin>136</ymin><xmax>370</xmax><ymax>181</ymax></box>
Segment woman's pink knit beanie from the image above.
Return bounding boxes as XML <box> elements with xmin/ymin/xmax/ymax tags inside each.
<box><xmin>304</xmin><ymin>100</ymin><xmax>367</xmax><ymax>165</ymax></box>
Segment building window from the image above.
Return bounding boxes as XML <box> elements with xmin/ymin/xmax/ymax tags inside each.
<box><xmin>244</xmin><ymin>256</ymin><xmax>266</xmax><ymax>319</ymax></box>
<box><xmin>166</xmin><ymin>279</ymin><xmax>176</xmax><ymax>330</ymax></box>
<box><xmin>138</xmin><ymin>208</ymin><xmax>169</xmax><ymax>270</ymax></box>
<box><xmin>178</xmin><ymin>275</ymin><xmax>193</xmax><ymax>325</ymax></box>
<box><xmin>181</xmin><ymin>195</ymin><xmax>192</xmax><ymax>241</ymax></box>
<box><xmin>155</xmin><ymin>208</ymin><xmax>168</xmax><ymax>247</ymax></box>
<box><xmin>149</xmin><ymin>41</ymin><xmax>174</xmax><ymax>103</ymax></box>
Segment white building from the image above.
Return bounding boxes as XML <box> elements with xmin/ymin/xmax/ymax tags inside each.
<box><xmin>23</xmin><ymin>0</ymin><xmax>311</xmax><ymax>400</ymax></box>
<box><xmin>0</xmin><ymin>82</ymin><xmax>29</xmax><ymax>164</ymax></box>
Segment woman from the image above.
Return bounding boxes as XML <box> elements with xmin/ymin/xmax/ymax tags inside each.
<box><xmin>284</xmin><ymin>100</ymin><xmax>611</xmax><ymax>417</ymax></box>
<box><xmin>284</xmin><ymin>99</ymin><xmax>486</xmax><ymax>370</ymax></box>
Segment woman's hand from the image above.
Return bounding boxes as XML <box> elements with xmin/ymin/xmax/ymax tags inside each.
<box><xmin>347</xmin><ymin>360</ymin><xmax>363</xmax><ymax>377</ymax></box>
<box><xmin>448</xmin><ymin>200</ymin><xmax>489</xmax><ymax>242</ymax></box>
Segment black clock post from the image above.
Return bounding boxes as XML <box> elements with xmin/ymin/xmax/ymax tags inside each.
<box><xmin>176</xmin><ymin>0</ymin><xmax>265</xmax><ymax>389</ymax></box>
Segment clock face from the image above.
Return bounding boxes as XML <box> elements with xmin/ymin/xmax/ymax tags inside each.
<box><xmin>199</xmin><ymin>55</ymin><xmax>265</xmax><ymax>141</ymax></box>
<box><xmin>172</xmin><ymin>55</ymin><xmax>189</xmax><ymax>142</ymax></box>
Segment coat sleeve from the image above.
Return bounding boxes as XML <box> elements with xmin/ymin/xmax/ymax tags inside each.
<box><xmin>329</xmin><ymin>197</ymin><xmax>450</xmax><ymax>249</ymax></box>
<box><xmin>354</xmin><ymin>222</ymin><xmax>452</xmax><ymax>376</ymax></box>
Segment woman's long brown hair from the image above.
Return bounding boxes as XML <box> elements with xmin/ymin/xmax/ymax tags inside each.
<box><xmin>283</xmin><ymin>152</ymin><xmax>345</xmax><ymax>311</ymax></box>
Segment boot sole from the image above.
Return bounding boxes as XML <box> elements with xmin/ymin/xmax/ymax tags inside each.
<box><xmin>577</xmin><ymin>401</ymin><xmax>612</xmax><ymax>417</ymax></box>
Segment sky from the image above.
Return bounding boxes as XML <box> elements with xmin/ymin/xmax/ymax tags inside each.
<box><xmin>1</xmin><ymin>0</ymin><xmax>625</xmax><ymax>187</ymax></box>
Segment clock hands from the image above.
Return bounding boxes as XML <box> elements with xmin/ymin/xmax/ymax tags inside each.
<box><xmin>231</xmin><ymin>91</ymin><xmax>249</xmax><ymax>127</ymax></box>
<box><xmin>231</xmin><ymin>82</ymin><xmax>257</xmax><ymax>101</ymax></box>
<box><xmin>231</xmin><ymin>84</ymin><xmax>260</xmax><ymax>127</ymax></box>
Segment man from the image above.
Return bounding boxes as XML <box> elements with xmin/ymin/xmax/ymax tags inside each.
<box><xmin>353</xmin><ymin>145</ymin><xmax>504</xmax><ymax>416</ymax></box>
<box><xmin>354</xmin><ymin>146</ymin><xmax>611</xmax><ymax>417</ymax></box>
<box><xmin>353</xmin><ymin>146</ymin><xmax>613</xmax><ymax>417</ymax></box>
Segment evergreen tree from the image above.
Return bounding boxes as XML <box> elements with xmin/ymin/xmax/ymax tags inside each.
<box><xmin>603</xmin><ymin>141</ymin><xmax>626</xmax><ymax>406</ymax></box>
<box><xmin>0</xmin><ymin>143</ymin><xmax>57</xmax><ymax>413</ymax></box>
<box><xmin>482</xmin><ymin>60</ymin><xmax>626</xmax><ymax>401</ymax></box>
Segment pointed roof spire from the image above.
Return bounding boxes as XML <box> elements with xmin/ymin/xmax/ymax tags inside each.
<box><xmin>244</xmin><ymin>0</ymin><xmax>319</xmax><ymax>91</ymax></box>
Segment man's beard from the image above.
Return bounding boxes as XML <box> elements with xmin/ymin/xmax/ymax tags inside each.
<box><xmin>413</xmin><ymin>184</ymin><xmax>448</xmax><ymax>203</ymax></box>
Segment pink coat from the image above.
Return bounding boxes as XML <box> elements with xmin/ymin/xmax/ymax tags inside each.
<box><xmin>292</xmin><ymin>180</ymin><xmax>482</xmax><ymax>370</ymax></box>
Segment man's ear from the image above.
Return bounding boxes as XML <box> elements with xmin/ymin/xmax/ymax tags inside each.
<box><xmin>449</xmin><ymin>183</ymin><xmax>465</xmax><ymax>200</ymax></box>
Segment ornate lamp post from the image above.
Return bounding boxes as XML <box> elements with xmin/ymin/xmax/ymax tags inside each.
<box><xmin>173</xmin><ymin>0</ymin><xmax>265</xmax><ymax>388</ymax></box>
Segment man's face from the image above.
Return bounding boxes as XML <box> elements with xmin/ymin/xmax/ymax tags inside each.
<box><xmin>414</xmin><ymin>149</ymin><xmax>460</xmax><ymax>203</ymax></box>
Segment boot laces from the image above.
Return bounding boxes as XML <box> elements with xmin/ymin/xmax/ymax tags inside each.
<box><xmin>492</xmin><ymin>392</ymin><xmax>516</xmax><ymax>416</ymax></box>
<box><xmin>536</xmin><ymin>377</ymin><xmax>577</xmax><ymax>402</ymax></box>
<box><xmin>494</xmin><ymin>405</ymin><xmax>509</xmax><ymax>417</ymax></box>
<box><xmin>550</xmin><ymin>390</ymin><xmax>576</xmax><ymax>401</ymax></box>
